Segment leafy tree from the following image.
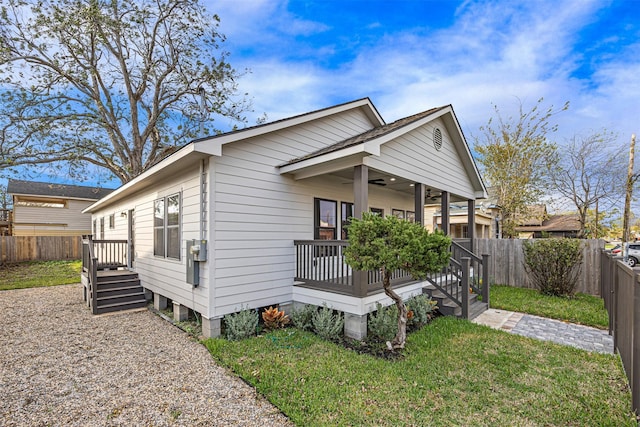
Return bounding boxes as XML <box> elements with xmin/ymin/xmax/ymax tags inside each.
<box><xmin>474</xmin><ymin>98</ymin><xmax>568</xmax><ymax>238</ymax></box>
<box><xmin>0</xmin><ymin>0</ymin><xmax>249</xmax><ymax>184</ymax></box>
<box><xmin>546</xmin><ymin>131</ymin><xmax>625</xmax><ymax>238</ymax></box>
<box><xmin>344</xmin><ymin>213</ymin><xmax>451</xmax><ymax>350</ymax></box>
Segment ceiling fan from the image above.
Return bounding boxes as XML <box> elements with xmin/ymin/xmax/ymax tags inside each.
<box><xmin>368</xmin><ymin>178</ymin><xmax>386</xmax><ymax>186</ymax></box>
<box><xmin>426</xmin><ymin>188</ymin><xmax>440</xmax><ymax>201</ymax></box>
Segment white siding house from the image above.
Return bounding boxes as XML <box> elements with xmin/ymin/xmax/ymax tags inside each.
<box><xmin>8</xmin><ymin>179</ymin><xmax>114</xmax><ymax>236</ymax></box>
<box><xmin>84</xmin><ymin>98</ymin><xmax>487</xmax><ymax>339</ymax></box>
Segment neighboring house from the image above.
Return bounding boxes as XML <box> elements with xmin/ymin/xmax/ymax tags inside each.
<box><xmin>514</xmin><ymin>205</ymin><xmax>581</xmax><ymax>238</ymax></box>
<box><xmin>424</xmin><ymin>200</ymin><xmax>501</xmax><ymax>239</ymax></box>
<box><xmin>7</xmin><ymin>179</ymin><xmax>114</xmax><ymax>236</ymax></box>
<box><xmin>83</xmin><ymin>98</ymin><xmax>487</xmax><ymax>339</ymax></box>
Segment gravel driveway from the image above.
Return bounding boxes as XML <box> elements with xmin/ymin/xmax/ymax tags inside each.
<box><xmin>0</xmin><ymin>284</ymin><xmax>293</xmax><ymax>426</ymax></box>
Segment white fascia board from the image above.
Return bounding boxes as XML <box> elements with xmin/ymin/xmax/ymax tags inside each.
<box><xmin>83</xmin><ymin>144</ymin><xmax>199</xmax><ymax>213</ymax></box>
<box><xmin>279</xmin><ymin>144</ymin><xmax>374</xmax><ymax>176</ymax></box>
<box><xmin>193</xmin><ymin>140</ymin><xmax>222</xmax><ymax>156</ymax></box>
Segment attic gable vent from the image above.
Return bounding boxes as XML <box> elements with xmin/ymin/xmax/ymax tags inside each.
<box><xmin>433</xmin><ymin>128</ymin><xmax>443</xmax><ymax>150</ymax></box>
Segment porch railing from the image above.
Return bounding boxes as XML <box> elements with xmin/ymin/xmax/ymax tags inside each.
<box><xmin>294</xmin><ymin>239</ymin><xmax>489</xmax><ymax>319</ymax></box>
<box><xmin>81</xmin><ymin>236</ymin><xmax>130</xmax><ymax>314</ymax></box>
<box><xmin>294</xmin><ymin>240</ymin><xmax>413</xmax><ymax>297</ymax></box>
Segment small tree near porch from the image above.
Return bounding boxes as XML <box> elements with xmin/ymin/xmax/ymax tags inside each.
<box><xmin>345</xmin><ymin>213</ymin><xmax>451</xmax><ymax>350</ymax></box>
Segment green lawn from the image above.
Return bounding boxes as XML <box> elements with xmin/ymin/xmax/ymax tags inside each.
<box><xmin>204</xmin><ymin>317</ymin><xmax>634</xmax><ymax>426</ymax></box>
<box><xmin>490</xmin><ymin>284</ymin><xmax>609</xmax><ymax>329</ymax></box>
<box><xmin>0</xmin><ymin>260</ymin><xmax>82</xmax><ymax>291</ymax></box>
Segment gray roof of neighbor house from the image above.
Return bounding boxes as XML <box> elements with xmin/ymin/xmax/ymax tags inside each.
<box><xmin>515</xmin><ymin>214</ymin><xmax>581</xmax><ymax>233</ymax></box>
<box><xmin>7</xmin><ymin>179</ymin><xmax>115</xmax><ymax>201</ymax></box>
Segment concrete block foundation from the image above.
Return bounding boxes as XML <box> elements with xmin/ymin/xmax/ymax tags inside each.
<box><xmin>153</xmin><ymin>293</ymin><xmax>168</xmax><ymax>310</ymax></box>
<box><xmin>173</xmin><ymin>302</ymin><xmax>189</xmax><ymax>321</ymax></box>
<box><xmin>202</xmin><ymin>317</ymin><xmax>222</xmax><ymax>338</ymax></box>
<box><xmin>344</xmin><ymin>312</ymin><xmax>368</xmax><ymax>341</ymax></box>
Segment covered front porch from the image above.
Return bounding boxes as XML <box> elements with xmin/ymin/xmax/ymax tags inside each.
<box><xmin>281</xmin><ymin>158</ymin><xmax>489</xmax><ymax>339</ymax></box>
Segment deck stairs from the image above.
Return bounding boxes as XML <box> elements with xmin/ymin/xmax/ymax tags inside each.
<box><xmin>420</xmin><ymin>240</ymin><xmax>490</xmax><ymax>321</ymax></box>
<box><xmin>423</xmin><ymin>281</ymin><xmax>488</xmax><ymax>320</ymax></box>
<box><xmin>92</xmin><ymin>269</ymin><xmax>147</xmax><ymax>314</ymax></box>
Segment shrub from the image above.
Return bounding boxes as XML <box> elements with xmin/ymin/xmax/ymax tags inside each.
<box><xmin>406</xmin><ymin>294</ymin><xmax>437</xmax><ymax>326</ymax></box>
<box><xmin>367</xmin><ymin>303</ymin><xmax>398</xmax><ymax>342</ymax></box>
<box><xmin>262</xmin><ymin>306</ymin><xmax>290</xmax><ymax>330</ymax></box>
<box><xmin>523</xmin><ymin>238</ymin><xmax>583</xmax><ymax>297</ymax></box>
<box><xmin>224</xmin><ymin>306</ymin><xmax>259</xmax><ymax>340</ymax></box>
<box><xmin>312</xmin><ymin>304</ymin><xmax>344</xmax><ymax>341</ymax></box>
<box><xmin>290</xmin><ymin>304</ymin><xmax>316</xmax><ymax>331</ymax></box>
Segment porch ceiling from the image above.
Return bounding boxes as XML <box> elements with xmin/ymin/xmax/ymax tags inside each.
<box><xmin>329</xmin><ymin>167</ymin><xmax>468</xmax><ymax>203</ymax></box>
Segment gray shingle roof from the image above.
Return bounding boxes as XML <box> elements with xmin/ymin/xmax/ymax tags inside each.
<box><xmin>7</xmin><ymin>179</ymin><xmax>115</xmax><ymax>200</ymax></box>
<box><xmin>280</xmin><ymin>106</ymin><xmax>448</xmax><ymax>167</ymax></box>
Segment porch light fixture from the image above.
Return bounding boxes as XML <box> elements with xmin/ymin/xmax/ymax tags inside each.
<box><xmin>409</xmin><ymin>183</ymin><xmax>415</xmax><ymax>187</ymax></box>
<box><xmin>121</xmin><ymin>211</ymin><xmax>127</xmax><ymax>217</ymax></box>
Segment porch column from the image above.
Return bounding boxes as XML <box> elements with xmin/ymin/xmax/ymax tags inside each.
<box><xmin>440</xmin><ymin>191</ymin><xmax>450</xmax><ymax>235</ymax></box>
<box><xmin>353</xmin><ymin>165</ymin><xmax>368</xmax><ymax>297</ymax></box>
<box><xmin>467</xmin><ymin>199</ymin><xmax>476</xmax><ymax>251</ymax></box>
<box><xmin>414</xmin><ymin>183</ymin><xmax>425</xmax><ymax>226</ymax></box>
<box><xmin>353</xmin><ymin>165</ymin><xmax>368</xmax><ymax>219</ymax></box>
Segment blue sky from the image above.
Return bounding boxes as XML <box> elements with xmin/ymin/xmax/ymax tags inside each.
<box><xmin>208</xmin><ymin>0</ymin><xmax>639</xmax><ymax>145</ymax></box>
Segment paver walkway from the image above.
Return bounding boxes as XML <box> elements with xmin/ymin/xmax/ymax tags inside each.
<box><xmin>473</xmin><ymin>309</ymin><xmax>614</xmax><ymax>354</ymax></box>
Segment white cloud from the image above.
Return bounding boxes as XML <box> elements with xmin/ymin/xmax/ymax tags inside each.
<box><xmin>207</xmin><ymin>0</ymin><xmax>639</xmax><ymax>147</ymax></box>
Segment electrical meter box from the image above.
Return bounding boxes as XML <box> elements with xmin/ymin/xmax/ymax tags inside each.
<box><xmin>186</xmin><ymin>239</ymin><xmax>207</xmax><ymax>286</ymax></box>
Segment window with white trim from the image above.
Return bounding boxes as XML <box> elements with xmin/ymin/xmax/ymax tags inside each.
<box><xmin>154</xmin><ymin>193</ymin><xmax>181</xmax><ymax>259</ymax></box>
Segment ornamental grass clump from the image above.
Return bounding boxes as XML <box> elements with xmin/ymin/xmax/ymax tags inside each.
<box><xmin>261</xmin><ymin>306</ymin><xmax>290</xmax><ymax>330</ymax></box>
<box><xmin>523</xmin><ymin>238</ymin><xmax>583</xmax><ymax>297</ymax></box>
<box><xmin>224</xmin><ymin>306</ymin><xmax>259</xmax><ymax>340</ymax></box>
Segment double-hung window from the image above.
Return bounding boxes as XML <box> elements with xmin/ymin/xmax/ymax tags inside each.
<box><xmin>154</xmin><ymin>193</ymin><xmax>181</xmax><ymax>259</ymax></box>
<box><xmin>314</xmin><ymin>198</ymin><xmax>337</xmax><ymax>240</ymax></box>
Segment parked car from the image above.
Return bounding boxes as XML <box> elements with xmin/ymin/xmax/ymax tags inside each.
<box><xmin>627</xmin><ymin>243</ymin><xmax>640</xmax><ymax>267</ymax></box>
<box><xmin>610</xmin><ymin>243</ymin><xmax>622</xmax><ymax>254</ymax></box>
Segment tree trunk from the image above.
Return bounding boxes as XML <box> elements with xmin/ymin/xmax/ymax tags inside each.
<box><xmin>382</xmin><ymin>268</ymin><xmax>408</xmax><ymax>350</ymax></box>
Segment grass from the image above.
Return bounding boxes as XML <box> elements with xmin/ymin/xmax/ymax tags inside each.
<box><xmin>204</xmin><ymin>317</ymin><xmax>635</xmax><ymax>426</ymax></box>
<box><xmin>0</xmin><ymin>259</ymin><xmax>82</xmax><ymax>291</ymax></box>
<box><xmin>490</xmin><ymin>284</ymin><xmax>609</xmax><ymax>329</ymax></box>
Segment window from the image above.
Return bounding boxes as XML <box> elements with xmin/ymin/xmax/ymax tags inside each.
<box><xmin>99</xmin><ymin>217</ymin><xmax>105</xmax><ymax>239</ymax></box>
<box><xmin>314</xmin><ymin>198</ymin><xmax>337</xmax><ymax>240</ymax></box>
<box><xmin>14</xmin><ymin>197</ymin><xmax>66</xmax><ymax>208</ymax></box>
<box><xmin>392</xmin><ymin>209</ymin><xmax>405</xmax><ymax>220</ymax></box>
<box><xmin>462</xmin><ymin>225</ymin><xmax>469</xmax><ymax>239</ymax></box>
<box><xmin>406</xmin><ymin>211</ymin><xmax>415</xmax><ymax>222</ymax></box>
<box><xmin>154</xmin><ymin>193</ymin><xmax>181</xmax><ymax>259</ymax></box>
<box><xmin>370</xmin><ymin>207</ymin><xmax>384</xmax><ymax>217</ymax></box>
<box><xmin>109</xmin><ymin>214</ymin><xmax>115</xmax><ymax>229</ymax></box>
<box><xmin>93</xmin><ymin>219</ymin><xmax>97</xmax><ymax>238</ymax></box>
<box><xmin>341</xmin><ymin>202</ymin><xmax>354</xmax><ymax>240</ymax></box>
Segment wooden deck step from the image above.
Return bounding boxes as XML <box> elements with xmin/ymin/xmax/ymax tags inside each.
<box><xmin>87</xmin><ymin>270</ymin><xmax>148</xmax><ymax>315</ymax></box>
<box><xmin>423</xmin><ymin>283</ymin><xmax>487</xmax><ymax>320</ymax></box>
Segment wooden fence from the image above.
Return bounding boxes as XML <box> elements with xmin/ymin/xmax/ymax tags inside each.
<box><xmin>0</xmin><ymin>236</ymin><xmax>82</xmax><ymax>264</ymax></box>
<box><xmin>474</xmin><ymin>238</ymin><xmax>604</xmax><ymax>296</ymax></box>
<box><xmin>600</xmin><ymin>251</ymin><xmax>639</xmax><ymax>415</ymax></box>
